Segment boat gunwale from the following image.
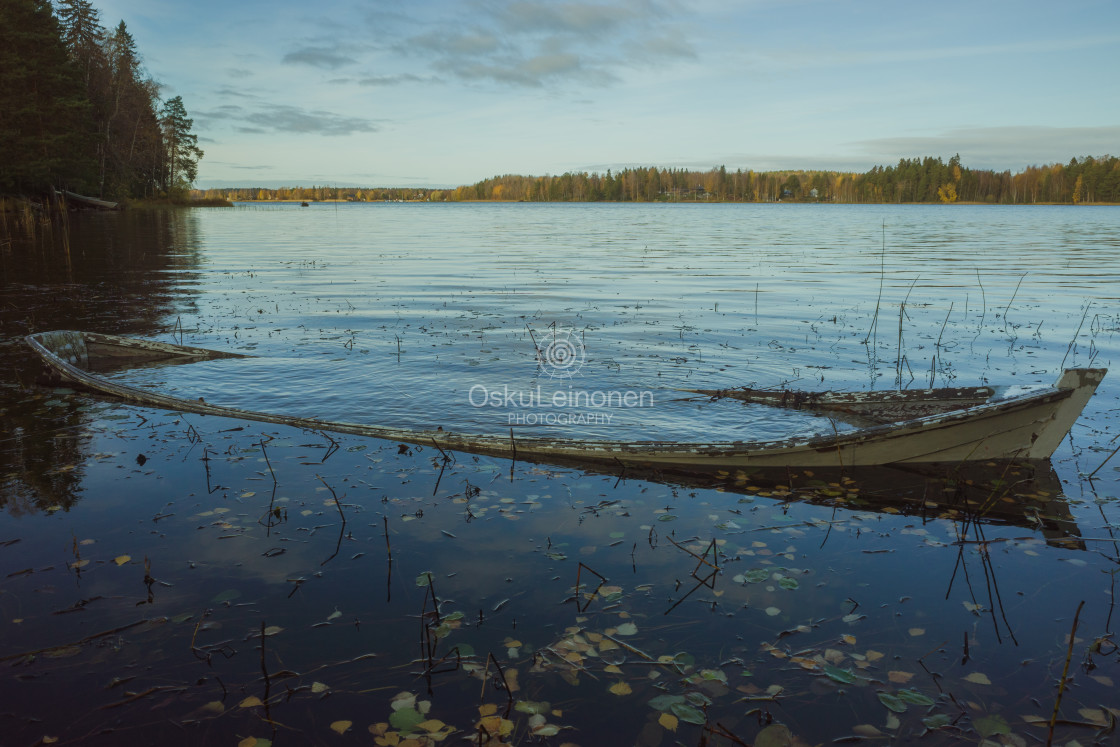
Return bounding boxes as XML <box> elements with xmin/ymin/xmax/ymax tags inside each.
<box><xmin>24</xmin><ymin>330</ymin><xmax>1104</xmax><ymax>464</ymax></box>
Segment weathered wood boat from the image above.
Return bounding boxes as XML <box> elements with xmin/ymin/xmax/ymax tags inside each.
<box><xmin>54</xmin><ymin>188</ymin><xmax>121</xmax><ymax>211</ymax></box>
<box><xmin>25</xmin><ymin>330</ymin><xmax>1106</xmax><ymax>471</ymax></box>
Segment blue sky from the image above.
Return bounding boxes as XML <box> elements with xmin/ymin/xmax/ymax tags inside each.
<box><xmin>89</xmin><ymin>0</ymin><xmax>1120</xmax><ymax>189</ymax></box>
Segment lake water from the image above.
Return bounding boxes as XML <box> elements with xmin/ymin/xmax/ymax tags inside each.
<box><xmin>2</xmin><ymin>203</ymin><xmax>1119</xmax><ymax>745</ymax></box>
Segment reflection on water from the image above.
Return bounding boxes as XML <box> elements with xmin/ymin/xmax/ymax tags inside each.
<box><xmin>1</xmin><ymin>204</ymin><xmax>1119</xmax><ymax>745</ymax></box>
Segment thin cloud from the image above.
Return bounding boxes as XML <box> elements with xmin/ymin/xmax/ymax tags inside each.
<box><xmin>399</xmin><ymin>0</ymin><xmax>694</xmax><ymax>88</ymax></box>
<box><xmin>355</xmin><ymin>73</ymin><xmax>429</xmax><ymax>86</ymax></box>
<box><xmin>282</xmin><ymin>45</ymin><xmax>357</xmax><ymax>69</ymax></box>
<box><xmin>499</xmin><ymin>1</ymin><xmax>640</xmax><ymax>36</ymax></box>
<box><xmin>197</xmin><ymin>103</ymin><xmax>379</xmax><ymax>136</ymax></box>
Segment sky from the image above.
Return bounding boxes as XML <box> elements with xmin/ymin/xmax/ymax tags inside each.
<box><xmin>88</xmin><ymin>0</ymin><xmax>1120</xmax><ymax>189</ymax></box>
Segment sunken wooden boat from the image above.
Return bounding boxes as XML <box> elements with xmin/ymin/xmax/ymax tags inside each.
<box><xmin>26</xmin><ymin>330</ymin><xmax>1106</xmax><ymax>471</ymax></box>
<box><xmin>54</xmin><ymin>188</ymin><xmax>121</xmax><ymax>211</ymax></box>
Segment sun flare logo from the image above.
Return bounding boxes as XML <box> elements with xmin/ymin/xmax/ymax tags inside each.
<box><xmin>535</xmin><ymin>326</ymin><xmax>585</xmax><ymax>379</ymax></box>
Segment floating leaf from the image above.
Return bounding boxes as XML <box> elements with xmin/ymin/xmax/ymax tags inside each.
<box><xmin>778</xmin><ymin>577</ymin><xmax>800</xmax><ymax>590</ymax></box>
<box><xmin>921</xmin><ymin>714</ymin><xmax>951</xmax><ymax>730</ymax></box>
<box><xmin>754</xmin><ymin>724</ymin><xmax>794</xmax><ymax>747</ymax></box>
<box><xmin>658</xmin><ymin>712</ymin><xmax>679</xmax><ymax>732</ymax></box>
<box><xmin>329</xmin><ymin>720</ymin><xmax>352</xmax><ymax>735</ymax></box>
<box><xmin>262</xmin><ymin>625</ymin><xmax>283</xmax><ymax>637</ymax></box>
<box><xmin>908</xmin><ymin>628</ymin><xmax>925</xmax><ymax>637</ymax></box>
<box><xmin>888</xmin><ymin>671</ymin><xmax>915</xmax><ymax>684</ymax></box>
<box><xmin>1078</xmin><ymin>708</ymin><xmax>1109</xmax><ymax>726</ymax></box>
<box><xmin>532</xmin><ymin>724</ymin><xmax>560</xmax><ymax>736</ymax></box>
<box><xmin>211</xmin><ymin>589</ymin><xmax>241</xmax><ymax>604</ymax></box>
<box><xmin>973</xmin><ymin>714</ymin><xmax>1009</xmax><ymax>738</ymax></box>
<box><xmin>113</xmin><ymin>555</ymin><xmax>131</xmax><ymax>566</ymax></box>
<box><xmin>877</xmin><ymin>692</ymin><xmax>907</xmax><ymax>714</ymax></box>
<box><xmin>896</xmin><ymin>689</ymin><xmax>934</xmax><ymax>706</ymax></box>
<box><xmin>415</xmin><ymin>571</ymin><xmax>433</xmax><ymax>587</ymax></box>
<box><xmin>311</xmin><ymin>681</ymin><xmax>329</xmax><ymax>694</ymax></box>
<box><xmin>670</xmin><ymin>702</ymin><xmax>706</xmax><ymax>725</ymax></box>
<box><xmin>743</xmin><ymin>569</ymin><xmax>769</xmax><ymax>583</ymax></box>
<box><xmin>823</xmin><ymin>665</ymin><xmax>857</xmax><ymax>684</ymax></box>
<box><xmin>239</xmin><ymin>696</ymin><xmax>263</xmax><ymax>708</ymax></box>
<box><xmin>648</xmin><ymin>694</ymin><xmax>685</xmax><ymax>712</ymax></box>
<box><xmin>200</xmin><ymin>701</ymin><xmax>225</xmax><ymax>714</ymax></box>
<box><xmin>327</xmin><ymin>609</ymin><xmax>342</xmax><ymax>621</ymax></box>
<box><xmin>389</xmin><ymin>707</ymin><xmax>424</xmax><ymax>733</ymax></box>
<box><xmin>963</xmin><ymin>672</ymin><xmax>991</xmax><ymax>685</ymax></box>
<box><xmin>515</xmin><ymin>700</ymin><xmax>550</xmax><ymax>715</ymax></box>
<box><xmin>657</xmin><ymin>514</ymin><xmax>678</xmax><ymax>522</ymax></box>
<box><xmin>608</xmin><ymin>681</ymin><xmax>632</xmax><ymax>696</ymax></box>
<box><xmin>765</xmin><ymin>606</ymin><xmax>781</xmax><ymax>616</ymax></box>
<box><xmin>616</xmin><ymin>622</ymin><xmax>638</xmax><ymax>636</ymax></box>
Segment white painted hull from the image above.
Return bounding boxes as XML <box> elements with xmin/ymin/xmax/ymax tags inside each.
<box><xmin>26</xmin><ymin>331</ymin><xmax>1105</xmax><ymax>472</ymax></box>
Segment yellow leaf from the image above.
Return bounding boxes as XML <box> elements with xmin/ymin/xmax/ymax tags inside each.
<box><xmin>114</xmin><ymin>555</ymin><xmax>131</xmax><ymax>566</ymax></box>
<box><xmin>658</xmin><ymin>712</ymin><xmax>679</xmax><ymax>732</ymax></box>
<box><xmin>841</xmin><ymin>634</ymin><xmax>856</xmax><ymax>645</ymax></box>
<box><xmin>1078</xmin><ymin>708</ymin><xmax>1108</xmax><ymax>726</ymax></box>
<box><xmin>478</xmin><ymin>703</ymin><xmax>498</xmax><ymax>717</ymax></box>
<box><xmin>201</xmin><ymin>701</ymin><xmax>225</xmax><ymax>714</ymax></box>
<box><xmin>908</xmin><ymin>628</ymin><xmax>925</xmax><ymax>637</ymax></box>
<box><xmin>239</xmin><ymin>696</ymin><xmax>263</xmax><ymax>708</ymax></box>
<box><xmin>963</xmin><ymin>672</ymin><xmax>991</xmax><ymax>685</ymax></box>
<box><xmin>311</xmin><ymin>681</ymin><xmax>329</xmax><ymax>693</ymax></box>
<box><xmin>604</xmin><ymin>664</ymin><xmax>623</xmax><ymax>674</ymax></box>
<box><xmin>70</xmin><ymin>560</ymin><xmax>89</xmax><ymax>569</ymax></box>
<box><xmin>330</xmin><ymin>720</ymin><xmax>352</xmax><ymax>735</ymax></box>
<box><xmin>865</xmin><ymin>650</ymin><xmax>884</xmax><ymax>662</ymax></box>
<box><xmin>237</xmin><ymin>738</ymin><xmax>257</xmax><ymax>747</ymax></box>
<box><xmin>609</xmin><ymin>681</ymin><xmax>632</xmax><ymax>696</ymax></box>
<box><xmin>263</xmin><ymin>626</ymin><xmax>283</xmax><ymax>637</ymax></box>
<box><xmin>417</xmin><ymin>719</ymin><xmax>446</xmax><ymax>733</ymax></box>
<box><xmin>888</xmin><ymin>671</ymin><xmax>914</xmax><ymax>684</ymax></box>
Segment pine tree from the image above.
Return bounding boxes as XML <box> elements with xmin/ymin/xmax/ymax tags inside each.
<box><xmin>160</xmin><ymin>95</ymin><xmax>203</xmax><ymax>191</ymax></box>
<box><xmin>0</xmin><ymin>0</ymin><xmax>95</xmax><ymax>193</ymax></box>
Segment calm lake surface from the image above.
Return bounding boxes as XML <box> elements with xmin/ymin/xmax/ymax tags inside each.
<box><xmin>2</xmin><ymin>203</ymin><xmax>1119</xmax><ymax>745</ymax></box>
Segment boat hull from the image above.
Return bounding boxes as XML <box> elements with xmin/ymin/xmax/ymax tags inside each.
<box><xmin>25</xmin><ymin>331</ymin><xmax>1106</xmax><ymax>472</ymax></box>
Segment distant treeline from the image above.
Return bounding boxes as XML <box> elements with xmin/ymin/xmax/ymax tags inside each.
<box><xmin>0</xmin><ymin>0</ymin><xmax>203</xmax><ymax>199</ymax></box>
<box><xmin>199</xmin><ymin>154</ymin><xmax>1120</xmax><ymax>205</ymax></box>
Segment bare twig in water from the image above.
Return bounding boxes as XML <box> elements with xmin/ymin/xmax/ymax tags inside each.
<box><xmin>317</xmin><ymin>474</ymin><xmax>347</xmax><ymax>525</ymax></box>
<box><xmin>1088</xmin><ymin>434</ymin><xmax>1120</xmax><ymax>479</ymax></box>
<box><xmin>1060</xmin><ymin>302</ymin><xmax>1092</xmax><ymax>370</ymax></box>
<box><xmin>863</xmin><ymin>222</ymin><xmax>887</xmax><ymax>345</ymax></box>
<box><xmin>1004</xmin><ymin>272</ymin><xmax>1026</xmax><ymax>328</ymax></box>
<box><xmin>1047</xmin><ymin>600</ymin><xmax>1086</xmax><ymax>746</ymax></box>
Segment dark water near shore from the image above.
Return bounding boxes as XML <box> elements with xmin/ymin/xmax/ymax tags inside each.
<box><xmin>1</xmin><ymin>203</ymin><xmax>1119</xmax><ymax>746</ymax></box>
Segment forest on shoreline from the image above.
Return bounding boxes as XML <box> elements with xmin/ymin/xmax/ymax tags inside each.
<box><xmin>0</xmin><ymin>0</ymin><xmax>203</xmax><ymax>201</ymax></box>
<box><xmin>196</xmin><ymin>154</ymin><xmax>1120</xmax><ymax>205</ymax></box>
